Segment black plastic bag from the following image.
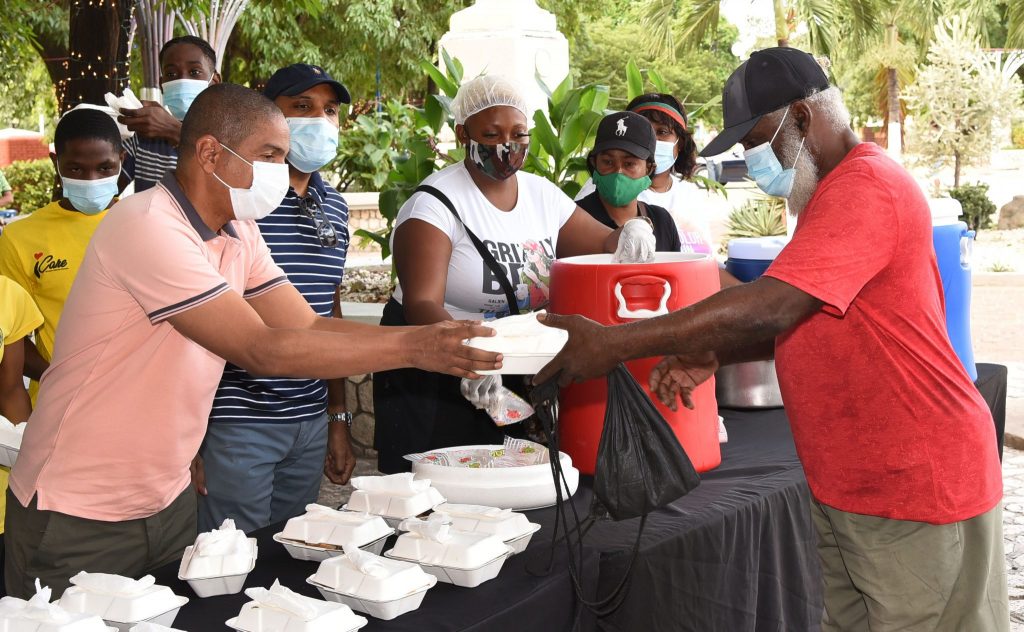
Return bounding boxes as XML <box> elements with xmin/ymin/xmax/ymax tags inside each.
<box><xmin>594</xmin><ymin>364</ymin><xmax>701</xmax><ymax>521</ymax></box>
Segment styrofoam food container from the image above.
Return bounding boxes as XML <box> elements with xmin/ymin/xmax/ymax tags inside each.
<box><xmin>273</xmin><ymin>532</ymin><xmax>391</xmax><ymax>562</ymax></box>
<box><xmin>0</xmin><ymin>595</ymin><xmax>117</xmax><ymax>631</ymax></box>
<box><xmin>0</xmin><ymin>419</ymin><xmax>25</xmax><ymax>467</ymax></box>
<box><xmin>225</xmin><ymin>596</ymin><xmax>367</xmax><ymax>632</ymax></box>
<box><xmin>280</xmin><ymin>511</ymin><xmax>393</xmax><ymax>550</ymax></box>
<box><xmin>432</xmin><ymin>503</ymin><xmax>540</xmax><ymax>554</ymax></box>
<box><xmin>59</xmin><ymin>583</ymin><xmax>188</xmax><ymax>631</ymax></box>
<box><xmin>384</xmin><ymin>530</ymin><xmax>512</xmax><ymax>587</ymax></box>
<box><xmin>411</xmin><ymin>446</ymin><xmax>579</xmax><ymax>510</ymax></box>
<box><xmin>305</xmin><ymin>554</ymin><xmax>436</xmax><ymax>620</ymax></box>
<box><xmin>383</xmin><ymin>546</ymin><xmax>511</xmax><ymax>588</ymax></box>
<box><xmin>468</xmin><ymin>313</ymin><xmax>568</xmax><ymax>376</ymax></box>
<box><xmin>476</xmin><ymin>352</ymin><xmax>559</xmax><ymax>376</ymax></box>
<box><xmin>128</xmin><ymin>623</ymin><xmax>185</xmax><ymax>632</ymax></box>
<box><xmin>342</xmin><ymin>486</ymin><xmax>445</xmax><ymax>524</ymax></box>
<box><xmin>177</xmin><ymin>539</ymin><xmax>257</xmax><ymax>598</ymax></box>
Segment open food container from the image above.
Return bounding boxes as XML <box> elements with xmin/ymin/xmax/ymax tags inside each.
<box><xmin>466</xmin><ymin>312</ymin><xmax>569</xmax><ymax>375</ymax></box>
<box><xmin>342</xmin><ymin>474</ymin><xmax>445</xmax><ymax>528</ymax></box>
<box><xmin>177</xmin><ymin>520</ymin><xmax>257</xmax><ymax>598</ymax></box>
<box><xmin>58</xmin><ymin>573</ymin><xmax>188</xmax><ymax>632</ymax></box>
<box><xmin>225</xmin><ymin>581</ymin><xmax>367</xmax><ymax>632</ymax></box>
<box><xmin>411</xmin><ymin>445</ymin><xmax>579</xmax><ymax>510</ymax></box>
<box><xmin>432</xmin><ymin>503</ymin><xmax>541</xmax><ymax>555</ymax></box>
<box><xmin>128</xmin><ymin>624</ymin><xmax>185</xmax><ymax>632</ymax></box>
<box><xmin>306</xmin><ymin>547</ymin><xmax>436</xmax><ymax>620</ymax></box>
<box><xmin>0</xmin><ymin>580</ymin><xmax>117</xmax><ymax>631</ymax></box>
<box><xmin>0</xmin><ymin>417</ymin><xmax>26</xmax><ymax>467</ymax></box>
<box><xmin>274</xmin><ymin>505</ymin><xmax>393</xmax><ymax>562</ymax></box>
<box><xmin>384</xmin><ymin>521</ymin><xmax>512</xmax><ymax>588</ymax></box>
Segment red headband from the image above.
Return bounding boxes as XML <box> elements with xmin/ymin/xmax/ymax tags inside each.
<box><xmin>632</xmin><ymin>102</ymin><xmax>687</xmax><ymax>131</ymax></box>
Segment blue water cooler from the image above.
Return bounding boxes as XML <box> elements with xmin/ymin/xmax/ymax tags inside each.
<box><xmin>929</xmin><ymin>198</ymin><xmax>977</xmax><ymax>380</ymax></box>
<box><xmin>725</xmin><ymin>237</ymin><xmax>790</xmax><ymax>282</ymax></box>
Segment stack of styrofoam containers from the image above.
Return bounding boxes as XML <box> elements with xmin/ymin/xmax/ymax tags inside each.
<box><xmin>343</xmin><ymin>475</ymin><xmax>446</xmax><ymax>529</ymax></box>
<box><xmin>273</xmin><ymin>506</ymin><xmax>394</xmax><ymax>562</ymax></box>
<box><xmin>306</xmin><ymin>552</ymin><xmax>436</xmax><ymax>620</ymax></box>
<box><xmin>177</xmin><ymin>522</ymin><xmax>257</xmax><ymax>598</ymax></box>
<box><xmin>225</xmin><ymin>582</ymin><xmax>367</xmax><ymax>632</ymax></box>
<box><xmin>385</xmin><ymin>525</ymin><xmax>512</xmax><ymax>588</ymax></box>
<box><xmin>0</xmin><ymin>417</ymin><xmax>26</xmax><ymax>467</ymax></box>
<box><xmin>433</xmin><ymin>504</ymin><xmax>540</xmax><ymax>555</ymax></box>
<box><xmin>58</xmin><ymin>575</ymin><xmax>188</xmax><ymax>632</ymax></box>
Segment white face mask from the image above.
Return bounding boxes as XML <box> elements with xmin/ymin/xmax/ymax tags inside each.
<box><xmin>211</xmin><ymin>142</ymin><xmax>290</xmax><ymax>221</ymax></box>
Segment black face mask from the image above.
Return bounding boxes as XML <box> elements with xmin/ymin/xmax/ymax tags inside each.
<box><xmin>468</xmin><ymin>140</ymin><xmax>527</xmax><ymax>180</ymax></box>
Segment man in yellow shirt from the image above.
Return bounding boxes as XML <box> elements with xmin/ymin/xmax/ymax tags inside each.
<box><xmin>0</xmin><ymin>109</ymin><xmax>124</xmax><ymax>400</ymax></box>
<box><xmin>0</xmin><ymin>273</ymin><xmax>44</xmax><ymax>592</ymax></box>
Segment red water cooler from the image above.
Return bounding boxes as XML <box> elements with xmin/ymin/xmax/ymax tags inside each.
<box><xmin>549</xmin><ymin>253</ymin><xmax>722</xmax><ymax>475</ymax></box>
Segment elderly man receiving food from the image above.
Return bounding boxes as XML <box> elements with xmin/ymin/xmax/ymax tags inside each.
<box><xmin>535</xmin><ymin>47</ymin><xmax>1006</xmax><ymax>632</ymax></box>
<box><xmin>4</xmin><ymin>83</ymin><xmax>503</xmax><ymax>599</ymax></box>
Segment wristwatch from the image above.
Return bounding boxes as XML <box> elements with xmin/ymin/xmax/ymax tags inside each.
<box><xmin>328</xmin><ymin>412</ymin><xmax>353</xmax><ymax>428</ymax></box>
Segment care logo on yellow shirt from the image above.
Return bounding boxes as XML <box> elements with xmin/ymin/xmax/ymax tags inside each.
<box><xmin>33</xmin><ymin>251</ymin><xmax>69</xmax><ymax>279</ymax></box>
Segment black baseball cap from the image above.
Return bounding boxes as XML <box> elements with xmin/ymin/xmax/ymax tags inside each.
<box><xmin>263</xmin><ymin>63</ymin><xmax>351</xmax><ymax>104</ymax></box>
<box><xmin>700</xmin><ymin>47</ymin><xmax>829</xmax><ymax>157</ymax></box>
<box><xmin>591</xmin><ymin>111</ymin><xmax>656</xmax><ymax>160</ymax></box>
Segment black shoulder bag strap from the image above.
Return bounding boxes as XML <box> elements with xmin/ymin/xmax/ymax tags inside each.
<box><xmin>414</xmin><ymin>184</ymin><xmax>521</xmax><ymax>316</ymax></box>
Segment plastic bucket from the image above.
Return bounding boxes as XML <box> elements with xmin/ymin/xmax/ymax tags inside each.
<box><xmin>548</xmin><ymin>253</ymin><xmax>722</xmax><ymax>475</ymax></box>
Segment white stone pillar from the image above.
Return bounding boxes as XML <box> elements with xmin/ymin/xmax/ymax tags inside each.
<box><xmin>439</xmin><ymin>0</ymin><xmax>569</xmax><ymax>121</ymax></box>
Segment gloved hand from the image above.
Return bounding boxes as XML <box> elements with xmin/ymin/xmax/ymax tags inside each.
<box><xmin>612</xmin><ymin>218</ymin><xmax>656</xmax><ymax>263</ymax></box>
<box><xmin>460</xmin><ymin>374</ymin><xmax>502</xmax><ymax>410</ymax></box>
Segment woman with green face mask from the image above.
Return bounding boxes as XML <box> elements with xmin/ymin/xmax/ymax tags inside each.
<box><xmin>576</xmin><ymin>112</ymin><xmax>682</xmax><ymax>252</ymax></box>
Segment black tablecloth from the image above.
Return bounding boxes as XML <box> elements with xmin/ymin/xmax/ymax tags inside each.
<box><xmin>153</xmin><ymin>409</ymin><xmax>822</xmax><ymax>631</ymax></box>
<box><xmin>976</xmin><ymin>363</ymin><xmax>1007</xmax><ymax>459</ymax></box>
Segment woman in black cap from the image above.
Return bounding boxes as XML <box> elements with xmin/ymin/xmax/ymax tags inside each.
<box><xmin>576</xmin><ymin>111</ymin><xmax>681</xmax><ymax>251</ymax></box>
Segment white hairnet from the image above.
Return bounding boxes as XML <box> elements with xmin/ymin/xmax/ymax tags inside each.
<box><xmin>450</xmin><ymin>75</ymin><xmax>529</xmax><ymax>125</ymax></box>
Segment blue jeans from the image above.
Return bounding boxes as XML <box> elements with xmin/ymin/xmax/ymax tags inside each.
<box><xmin>197</xmin><ymin>416</ymin><xmax>328</xmax><ymax>534</ymax></box>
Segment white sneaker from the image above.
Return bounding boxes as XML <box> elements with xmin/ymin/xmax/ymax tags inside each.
<box><xmin>718</xmin><ymin>416</ymin><xmax>728</xmax><ymax>443</ymax></box>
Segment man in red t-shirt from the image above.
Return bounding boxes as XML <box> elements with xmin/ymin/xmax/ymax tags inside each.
<box><xmin>535</xmin><ymin>47</ymin><xmax>1006</xmax><ymax>631</ymax></box>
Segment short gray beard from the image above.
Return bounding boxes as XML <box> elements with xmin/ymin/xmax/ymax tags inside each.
<box><xmin>775</xmin><ymin>121</ymin><xmax>819</xmax><ymax>216</ymax></box>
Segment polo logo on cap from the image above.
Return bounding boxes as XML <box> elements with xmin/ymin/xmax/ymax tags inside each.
<box><xmin>313</xmin><ymin>67</ymin><xmax>322</xmax><ymax>75</ymax></box>
<box><xmin>616</xmin><ymin>118</ymin><xmax>628</xmax><ymax>136</ymax></box>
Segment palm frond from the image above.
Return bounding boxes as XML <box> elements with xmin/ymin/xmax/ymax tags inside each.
<box><xmin>1008</xmin><ymin>0</ymin><xmax>1024</xmax><ymax>49</ymax></box>
<box><xmin>640</xmin><ymin>0</ymin><xmax>678</xmax><ymax>61</ymax></box>
<box><xmin>673</xmin><ymin>0</ymin><xmax>721</xmax><ymax>54</ymax></box>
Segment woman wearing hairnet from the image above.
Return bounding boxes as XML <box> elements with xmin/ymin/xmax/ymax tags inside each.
<box><xmin>372</xmin><ymin>75</ymin><xmax>653</xmax><ymax>472</ymax></box>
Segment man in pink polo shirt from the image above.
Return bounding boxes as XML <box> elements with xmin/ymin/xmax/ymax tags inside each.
<box><xmin>4</xmin><ymin>83</ymin><xmax>501</xmax><ymax>598</ymax></box>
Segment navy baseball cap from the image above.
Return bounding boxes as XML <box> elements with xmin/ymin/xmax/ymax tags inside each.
<box><xmin>263</xmin><ymin>63</ymin><xmax>351</xmax><ymax>104</ymax></box>
<box><xmin>591</xmin><ymin>111</ymin><xmax>656</xmax><ymax>160</ymax></box>
<box><xmin>700</xmin><ymin>47</ymin><xmax>829</xmax><ymax>157</ymax></box>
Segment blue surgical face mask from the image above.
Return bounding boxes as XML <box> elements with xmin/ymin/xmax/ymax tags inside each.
<box><xmin>59</xmin><ymin>169</ymin><xmax>119</xmax><ymax>215</ymax></box>
<box><xmin>653</xmin><ymin>140</ymin><xmax>677</xmax><ymax>175</ymax></box>
<box><xmin>286</xmin><ymin>117</ymin><xmax>340</xmax><ymax>173</ymax></box>
<box><xmin>743</xmin><ymin>106</ymin><xmax>804</xmax><ymax>198</ymax></box>
<box><xmin>162</xmin><ymin>78</ymin><xmax>211</xmax><ymax>120</ymax></box>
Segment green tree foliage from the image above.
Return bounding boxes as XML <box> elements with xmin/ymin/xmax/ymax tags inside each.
<box><xmin>903</xmin><ymin>16</ymin><xmax>1023</xmax><ymax>187</ymax></box>
<box><xmin>3</xmin><ymin>160</ymin><xmax>56</xmax><ymax>214</ymax></box>
<box><xmin>570</xmin><ymin>15</ymin><xmax>738</xmax><ymax>125</ymax></box>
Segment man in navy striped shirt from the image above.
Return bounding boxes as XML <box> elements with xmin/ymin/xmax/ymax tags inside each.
<box><xmin>195</xmin><ymin>64</ymin><xmax>355</xmax><ymax>533</ymax></box>
<box><xmin>118</xmin><ymin>36</ymin><xmax>220</xmax><ymax>193</ymax></box>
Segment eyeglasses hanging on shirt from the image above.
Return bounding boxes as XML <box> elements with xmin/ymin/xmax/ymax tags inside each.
<box><xmin>297</xmin><ymin>195</ymin><xmax>339</xmax><ymax>248</ymax></box>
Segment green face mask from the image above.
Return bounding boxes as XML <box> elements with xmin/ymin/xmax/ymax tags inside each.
<box><xmin>593</xmin><ymin>171</ymin><xmax>651</xmax><ymax>207</ymax></box>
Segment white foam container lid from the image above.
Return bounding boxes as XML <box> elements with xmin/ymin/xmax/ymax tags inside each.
<box><xmin>726</xmin><ymin>236</ymin><xmax>789</xmax><ymax>261</ymax></box>
<box><xmin>280</xmin><ymin>511</ymin><xmax>392</xmax><ymax>548</ymax></box>
<box><xmin>273</xmin><ymin>531</ymin><xmax>390</xmax><ymax>563</ymax></box>
<box><xmin>310</xmin><ymin>554</ymin><xmax>434</xmax><ymax>602</ymax></box>
<box><xmin>0</xmin><ymin>418</ymin><xmax>25</xmax><ymax>467</ymax></box>
<box><xmin>58</xmin><ymin>584</ymin><xmax>187</xmax><ymax>626</ymax></box>
<box><xmin>343</xmin><ymin>486</ymin><xmax>445</xmax><ymax>520</ymax></box>
<box><xmin>430</xmin><ymin>504</ymin><xmax>538</xmax><ymax>542</ymax></box>
<box><xmin>0</xmin><ymin>595</ymin><xmax>117</xmax><ymax>631</ymax></box>
<box><xmin>179</xmin><ymin>537</ymin><xmax>257</xmax><ymax>580</ymax></box>
<box><xmin>928</xmin><ymin>196</ymin><xmax>964</xmax><ymax>226</ymax></box>
<box><xmin>177</xmin><ymin>540</ymin><xmax>257</xmax><ymax>598</ymax></box>
<box><xmin>385</xmin><ymin>530</ymin><xmax>508</xmax><ymax>569</ymax></box>
<box><xmin>127</xmin><ymin>623</ymin><xmax>185</xmax><ymax>632</ymax></box>
<box><xmin>306</xmin><ymin>575</ymin><xmax>433</xmax><ymax>622</ymax></box>
<box><xmin>411</xmin><ymin>446</ymin><xmax>579</xmax><ymax>510</ymax></box>
<box><xmin>225</xmin><ymin>596</ymin><xmax>367</xmax><ymax>632</ymax></box>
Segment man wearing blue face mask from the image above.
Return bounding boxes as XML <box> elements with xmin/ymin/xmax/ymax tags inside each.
<box><xmin>0</xmin><ymin>108</ymin><xmax>125</xmax><ymax>400</ymax></box>
<box><xmin>117</xmin><ymin>36</ymin><xmax>221</xmax><ymax>193</ymax></box>
<box><xmin>194</xmin><ymin>64</ymin><xmax>355</xmax><ymax>534</ymax></box>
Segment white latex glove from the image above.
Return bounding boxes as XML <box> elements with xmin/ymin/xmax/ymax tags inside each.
<box><xmin>613</xmin><ymin>217</ymin><xmax>657</xmax><ymax>263</ymax></box>
<box><xmin>460</xmin><ymin>374</ymin><xmax>502</xmax><ymax>410</ymax></box>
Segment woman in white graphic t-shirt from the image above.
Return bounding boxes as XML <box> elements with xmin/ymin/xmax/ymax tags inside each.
<box><xmin>373</xmin><ymin>75</ymin><xmax>630</xmax><ymax>473</ymax></box>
